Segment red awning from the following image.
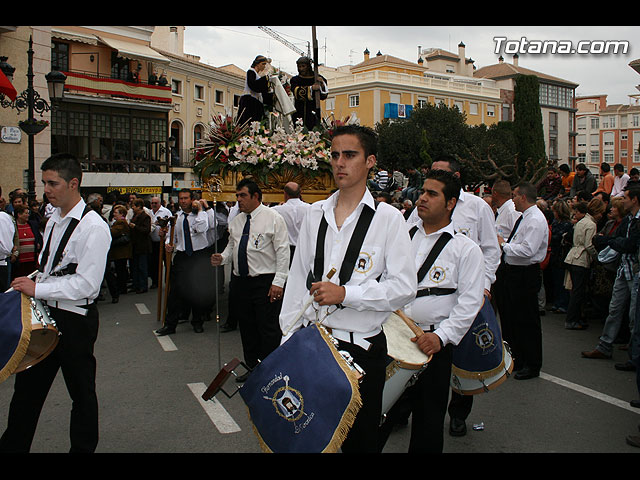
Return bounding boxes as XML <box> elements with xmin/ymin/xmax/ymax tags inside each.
<box><xmin>0</xmin><ymin>69</ymin><xmax>17</xmax><ymax>101</ymax></box>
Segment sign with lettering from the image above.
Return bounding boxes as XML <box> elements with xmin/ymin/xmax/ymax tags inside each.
<box><xmin>1</xmin><ymin>126</ymin><xmax>21</xmax><ymax>144</ymax></box>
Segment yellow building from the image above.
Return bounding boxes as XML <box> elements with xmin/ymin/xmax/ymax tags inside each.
<box><xmin>320</xmin><ymin>44</ymin><xmax>502</xmax><ymax>128</ymax></box>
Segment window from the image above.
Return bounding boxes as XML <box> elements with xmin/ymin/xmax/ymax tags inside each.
<box><xmin>487</xmin><ymin>105</ymin><xmax>495</xmax><ymax>117</ymax></box>
<box><xmin>171</xmin><ymin>79</ymin><xmax>182</xmax><ymax>95</ymax></box>
<box><xmin>51</xmin><ymin>42</ymin><xmax>69</xmax><ymax>72</ymax></box>
<box><xmin>577</xmin><ymin>117</ymin><xmax>586</xmax><ymax>130</ymax></box>
<box><xmin>577</xmin><ymin>135</ymin><xmax>586</xmax><ymax>147</ymax></box>
<box><xmin>215</xmin><ymin>90</ymin><xmax>224</xmax><ymax>105</ymax></box>
<box><xmin>194</xmin><ymin>84</ymin><xmax>204</xmax><ymax>101</ymax></box>
<box><xmin>349</xmin><ymin>94</ymin><xmax>359</xmax><ymax>108</ymax></box>
<box><xmin>590</xmin><ymin>150</ymin><xmax>600</xmax><ymax>163</ymax></box>
<box><xmin>234</xmin><ymin>94</ymin><xmax>241</xmax><ymax>108</ymax></box>
<box><xmin>549</xmin><ymin>112</ymin><xmax>558</xmax><ymax>132</ymax></box>
<box><xmin>469</xmin><ymin>103</ymin><xmax>478</xmax><ymax>115</ymax></box>
<box><xmin>591</xmin><ymin>117</ymin><xmax>599</xmax><ymax>129</ymax></box>
<box><xmin>326</xmin><ymin>97</ymin><xmax>335</xmax><ymax>110</ymax></box>
<box><xmin>633</xmin><ymin>114</ymin><xmax>639</xmax><ymax>127</ymax></box>
<box><xmin>454</xmin><ymin>100</ymin><xmax>463</xmax><ymax>112</ymax></box>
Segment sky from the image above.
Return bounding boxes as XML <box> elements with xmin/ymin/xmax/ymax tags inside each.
<box><xmin>182</xmin><ymin>26</ymin><xmax>640</xmax><ymax>106</ymax></box>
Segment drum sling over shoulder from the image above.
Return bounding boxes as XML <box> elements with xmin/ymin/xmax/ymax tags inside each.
<box><xmin>307</xmin><ymin>202</ymin><xmax>379</xmax><ymax>292</ymax></box>
<box><xmin>409</xmin><ymin>225</ymin><xmax>454</xmax><ymax>298</ymax></box>
<box><xmin>39</xmin><ymin>204</ymin><xmax>92</xmax><ymax>276</ymax></box>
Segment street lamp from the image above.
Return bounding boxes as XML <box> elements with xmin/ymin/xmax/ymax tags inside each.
<box><xmin>0</xmin><ymin>35</ymin><xmax>66</xmax><ymax>199</ymax></box>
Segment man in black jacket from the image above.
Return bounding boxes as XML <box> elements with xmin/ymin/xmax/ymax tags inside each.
<box><xmin>582</xmin><ymin>185</ymin><xmax>640</xmax><ymax>360</ymax></box>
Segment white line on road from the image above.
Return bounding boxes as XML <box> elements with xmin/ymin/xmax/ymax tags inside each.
<box><xmin>188</xmin><ymin>382</ymin><xmax>242</xmax><ymax>434</ymax></box>
<box><xmin>540</xmin><ymin>372</ymin><xmax>640</xmax><ymax>415</ymax></box>
<box><xmin>153</xmin><ymin>330</ymin><xmax>178</xmax><ymax>351</ymax></box>
<box><xmin>135</xmin><ymin>303</ymin><xmax>151</xmax><ymax>315</ymax></box>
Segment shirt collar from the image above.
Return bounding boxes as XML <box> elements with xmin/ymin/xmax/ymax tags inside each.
<box><xmin>415</xmin><ymin>219</ymin><xmax>456</xmax><ymax>238</ymax></box>
<box><xmin>50</xmin><ymin>198</ymin><xmax>85</xmax><ymax>224</ymax></box>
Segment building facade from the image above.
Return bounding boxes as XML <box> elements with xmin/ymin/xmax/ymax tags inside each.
<box><xmin>320</xmin><ymin>45</ymin><xmax>502</xmax><ymax>128</ymax></box>
<box><xmin>474</xmin><ymin>54</ymin><xmax>579</xmax><ymax>166</ymax></box>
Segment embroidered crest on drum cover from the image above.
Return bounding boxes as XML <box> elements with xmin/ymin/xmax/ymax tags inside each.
<box><xmin>472</xmin><ymin>322</ymin><xmax>497</xmax><ymax>354</ymax></box>
<box><xmin>354</xmin><ymin>251</ymin><xmax>373</xmax><ymax>274</ymax></box>
<box><xmin>261</xmin><ymin>374</ymin><xmax>315</xmax><ymax>433</ymax></box>
<box><xmin>428</xmin><ymin>265</ymin><xmax>446</xmax><ymax>283</ymax></box>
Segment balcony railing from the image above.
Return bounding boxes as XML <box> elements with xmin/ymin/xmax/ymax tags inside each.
<box><xmin>63</xmin><ymin>70</ymin><xmax>172</xmax><ymax>104</ymax></box>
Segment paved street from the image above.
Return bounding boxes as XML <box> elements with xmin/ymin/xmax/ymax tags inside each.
<box><xmin>1</xmin><ymin>269</ymin><xmax>639</xmax><ymax>454</ymax></box>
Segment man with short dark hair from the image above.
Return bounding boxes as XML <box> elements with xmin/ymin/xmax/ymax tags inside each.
<box><xmin>570</xmin><ymin>163</ymin><xmax>597</xmax><ymax>198</ymax></box>
<box><xmin>594</xmin><ymin>163</ymin><xmax>614</xmax><ymax>195</ymax></box>
<box><xmin>378</xmin><ymin>169</ymin><xmax>485</xmax><ymax>453</ymax></box>
<box><xmin>612</xmin><ymin>163</ymin><xmax>630</xmax><ymax>198</ymax></box>
<box><xmin>0</xmin><ymin>153</ymin><xmax>111</xmax><ymax>453</ymax></box>
<box><xmin>156</xmin><ymin>189</ymin><xmax>211</xmax><ymax>335</ymax></box>
<box><xmin>495</xmin><ymin>182</ymin><xmax>549</xmax><ymax>380</ymax></box>
<box><xmin>279</xmin><ymin>125</ymin><xmax>416</xmax><ymax>453</ymax></box>
<box><xmin>211</xmin><ymin>178</ymin><xmax>290</xmax><ymax>381</ymax></box>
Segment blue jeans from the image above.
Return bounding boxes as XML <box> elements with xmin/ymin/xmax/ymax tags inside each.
<box><xmin>597</xmin><ymin>274</ymin><xmax>638</xmax><ymax>356</ymax></box>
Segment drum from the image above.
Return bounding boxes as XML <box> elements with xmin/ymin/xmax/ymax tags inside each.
<box><xmin>13</xmin><ymin>297</ymin><xmax>59</xmax><ymax>374</ymax></box>
<box><xmin>450</xmin><ymin>297</ymin><xmax>513</xmax><ymax>395</ymax></box>
<box><xmin>381</xmin><ymin>312</ymin><xmax>431</xmax><ymax>416</ymax></box>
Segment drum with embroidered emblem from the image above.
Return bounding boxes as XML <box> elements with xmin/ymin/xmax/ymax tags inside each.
<box><xmin>450</xmin><ymin>296</ymin><xmax>513</xmax><ymax>395</ymax></box>
<box><xmin>0</xmin><ymin>291</ymin><xmax>59</xmax><ymax>381</ymax></box>
<box><xmin>238</xmin><ymin>323</ymin><xmax>363</xmax><ymax>453</ymax></box>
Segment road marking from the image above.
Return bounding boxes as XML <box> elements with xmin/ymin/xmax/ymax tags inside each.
<box><xmin>135</xmin><ymin>303</ymin><xmax>151</xmax><ymax>315</ymax></box>
<box><xmin>540</xmin><ymin>372</ymin><xmax>640</xmax><ymax>415</ymax></box>
<box><xmin>153</xmin><ymin>331</ymin><xmax>178</xmax><ymax>351</ymax></box>
<box><xmin>188</xmin><ymin>382</ymin><xmax>241</xmax><ymax>434</ymax></box>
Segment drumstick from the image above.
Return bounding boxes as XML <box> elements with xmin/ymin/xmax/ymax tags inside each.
<box><xmin>394</xmin><ymin>309</ymin><xmax>424</xmax><ymax>338</ymax></box>
<box><xmin>282</xmin><ymin>267</ymin><xmax>336</xmax><ymax>336</ymax></box>
<box><xmin>4</xmin><ymin>270</ymin><xmax>39</xmax><ymax>293</ymax></box>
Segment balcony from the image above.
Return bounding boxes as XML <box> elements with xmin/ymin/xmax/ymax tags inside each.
<box><xmin>63</xmin><ymin>70</ymin><xmax>172</xmax><ymax>105</ymax></box>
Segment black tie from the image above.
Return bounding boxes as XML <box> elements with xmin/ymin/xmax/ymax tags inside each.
<box><xmin>183</xmin><ymin>213</ymin><xmax>193</xmax><ymax>256</ymax></box>
<box><xmin>238</xmin><ymin>214</ymin><xmax>251</xmax><ymax>277</ymax></box>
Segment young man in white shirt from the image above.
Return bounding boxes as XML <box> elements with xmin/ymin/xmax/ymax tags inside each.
<box><xmin>496</xmin><ymin>182</ymin><xmax>549</xmax><ymax>380</ymax></box>
<box><xmin>1</xmin><ymin>153</ymin><xmax>111</xmax><ymax>453</ymax></box>
<box><xmin>378</xmin><ymin>169</ymin><xmax>485</xmax><ymax>453</ymax></box>
<box><xmin>211</xmin><ymin>178</ymin><xmax>290</xmax><ymax>381</ymax></box>
<box><xmin>611</xmin><ymin>163</ymin><xmax>630</xmax><ymax>198</ymax></box>
<box><xmin>279</xmin><ymin>125</ymin><xmax>417</xmax><ymax>453</ymax></box>
<box><xmin>156</xmin><ymin>189</ymin><xmax>211</xmax><ymax>335</ymax></box>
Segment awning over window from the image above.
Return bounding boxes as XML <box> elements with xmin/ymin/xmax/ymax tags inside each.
<box><xmin>51</xmin><ymin>29</ymin><xmax>99</xmax><ymax>45</ymax></box>
<box><xmin>97</xmin><ymin>36</ymin><xmax>170</xmax><ymax>65</ymax></box>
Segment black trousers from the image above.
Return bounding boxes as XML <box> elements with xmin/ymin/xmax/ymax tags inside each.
<box><xmin>0</xmin><ymin>304</ymin><xmax>99</xmax><ymax>453</ymax></box>
<box><xmin>337</xmin><ymin>330</ymin><xmax>387</xmax><ymax>453</ymax></box>
<box><xmin>566</xmin><ymin>264</ymin><xmax>590</xmax><ymax>326</ymax></box>
<box><xmin>495</xmin><ymin>262</ymin><xmax>543</xmax><ymax>372</ymax></box>
<box><xmin>378</xmin><ymin>343</ymin><xmax>453</xmax><ymax>453</ymax></box>
<box><xmin>233</xmin><ymin>273</ymin><xmax>282</xmax><ymax>369</ymax></box>
<box><xmin>165</xmin><ymin>249</ymin><xmax>213</xmax><ymax>329</ymax></box>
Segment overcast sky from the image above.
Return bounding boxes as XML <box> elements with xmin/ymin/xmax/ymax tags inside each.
<box><xmin>183</xmin><ymin>26</ymin><xmax>640</xmax><ymax>106</ymax></box>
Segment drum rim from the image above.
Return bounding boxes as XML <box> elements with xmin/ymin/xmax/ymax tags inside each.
<box><xmin>451</xmin><ymin>341</ymin><xmax>511</xmax><ymax>380</ymax></box>
<box><xmin>450</xmin><ymin>344</ymin><xmax>514</xmax><ymax>395</ymax></box>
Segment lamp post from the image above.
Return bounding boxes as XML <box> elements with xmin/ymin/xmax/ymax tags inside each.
<box><xmin>0</xmin><ymin>35</ymin><xmax>66</xmax><ymax>200</ymax></box>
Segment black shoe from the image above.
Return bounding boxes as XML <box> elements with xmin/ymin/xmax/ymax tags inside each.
<box><xmin>630</xmin><ymin>399</ymin><xmax>640</xmax><ymax>408</ymax></box>
<box><xmin>221</xmin><ymin>324</ymin><xmax>236</xmax><ymax>333</ymax></box>
<box><xmin>193</xmin><ymin>325</ymin><xmax>204</xmax><ymax>333</ymax></box>
<box><xmin>514</xmin><ymin>367</ymin><xmax>540</xmax><ymax>380</ymax></box>
<box><xmin>615</xmin><ymin>361</ymin><xmax>636</xmax><ymax>371</ymax></box>
<box><xmin>235</xmin><ymin>371</ymin><xmax>251</xmax><ymax>383</ymax></box>
<box><xmin>449</xmin><ymin>418</ymin><xmax>467</xmax><ymax>437</ymax></box>
<box><xmin>111</xmin><ymin>297</ymin><xmax>119</xmax><ymax>304</ymax></box>
<box><xmin>155</xmin><ymin>326</ymin><xmax>176</xmax><ymax>336</ymax></box>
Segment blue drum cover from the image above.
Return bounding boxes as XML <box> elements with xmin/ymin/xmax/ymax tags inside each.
<box><xmin>452</xmin><ymin>297</ymin><xmax>505</xmax><ymax>379</ymax></box>
<box><xmin>0</xmin><ymin>291</ymin><xmax>31</xmax><ymax>383</ymax></box>
<box><xmin>239</xmin><ymin>324</ymin><xmax>362</xmax><ymax>453</ymax></box>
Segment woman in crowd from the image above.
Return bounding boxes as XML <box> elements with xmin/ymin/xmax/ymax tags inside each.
<box><xmin>11</xmin><ymin>204</ymin><xmax>42</xmax><ymax>279</ymax></box>
<box><xmin>129</xmin><ymin>199</ymin><xmax>151</xmax><ymax>294</ymax></box>
<box><xmin>564</xmin><ymin>198</ymin><xmax>606</xmax><ymax>330</ymax></box>
<box><xmin>548</xmin><ymin>199</ymin><xmax>573</xmax><ymax>313</ymax></box>
<box><xmin>107</xmin><ymin>205</ymin><xmax>132</xmax><ymax>303</ymax></box>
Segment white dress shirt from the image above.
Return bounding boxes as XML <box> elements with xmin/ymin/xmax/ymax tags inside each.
<box><xmin>219</xmin><ymin>203</ymin><xmax>290</xmax><ymax>287</ymax></box>
<box><xmin>612</xmin><ymin>173</ymin><xmax>630</xmax><ymax>197</ymax></box>
<box><xmin>403</xmin><ymin>221</ymin><xmax>485</xmax><ymax>346</ymax></box>
<box><xmin>280</xmin><ymin>189</ymin><xmax>417</xmax><ymax>338</ymax></box>
<box><xmin>0</xmin><ymin>211</ymin><xmax>15</xmax><ymax>265</ymax></box>
<box><xmin>502</xmin><ymin>204</ymin><xmax>549</xmax><ymax>265</ymax></box>
<box><xmin>409</xmin><ymin>189</ymin><xmax>500</xmax><ymax>291</ymax></box>
<box><xmin>495</xmin><ymin>199</ymin><xmax>521</xmax><ymax>239</ymax></box>
<box><xmin>271</xmin><ymin>198</ymin><xmax>311</xmax><ymax>247</ymax></box>
<box><xmin>35</xmin><ymin>198</ymin><xmax>111</xmax><ymax>304</ymax></box>
<box><xmin>150</xmin><ymin>205</ymin><xmax>172</xmax><ymax>242</ymax></box>
<box><xmin>167</xmin><ymin>208</ymin><xmax>210</xmax><ymax>253</ymax></box>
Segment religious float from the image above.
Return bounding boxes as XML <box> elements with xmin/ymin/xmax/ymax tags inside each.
<box><xmin>193</xmin><ymin>69</ymin><xmax>353</xmax><ymax>204</ymax></box>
